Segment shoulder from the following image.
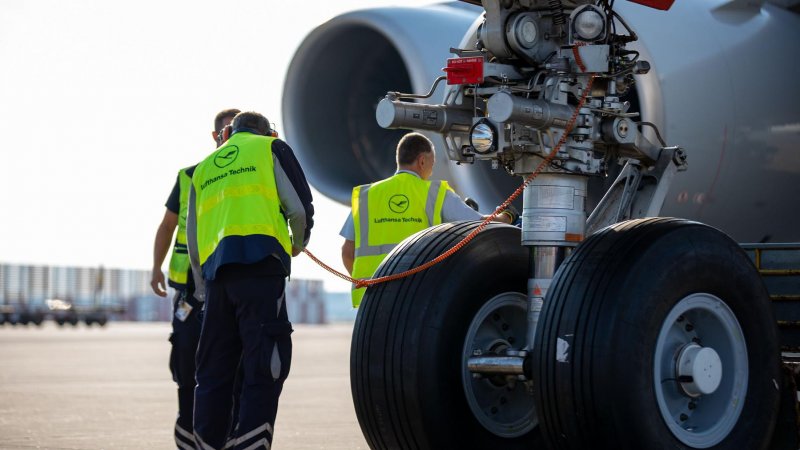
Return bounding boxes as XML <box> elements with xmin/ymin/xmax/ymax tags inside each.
<box><xmin>183</xmin><ymin>164</ymin><xmax>198</xmax><ymax>178</ymax></box>
<box><xmin>270</xmin><ymin>139</ymin><xmax>292</xmax><ymax>153</ymax></box>
<box><xmin>428</xmin><ymin>178</ymin><xmax>452</xmax><ymax>190</ymax></box>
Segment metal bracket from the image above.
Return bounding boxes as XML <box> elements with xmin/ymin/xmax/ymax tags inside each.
<box><xmin>586</xmin><ymin>146</ymin><xmax>685</xmax><ymax>235</ymax></box>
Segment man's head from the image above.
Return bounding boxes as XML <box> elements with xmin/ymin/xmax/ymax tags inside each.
<box><xmin>396</xmin><ymin>132</ymin><xmax>435</xmax><ymax>180</ymax></box>
<box><xmin>230</xmin><ymin>111</ymin><xmax>275</xmax><ymax>137</ymax></box>
<box><xmin>212</xmin><ymin>108</ymin><xmax>240</xmax><ymax>147</ymax></box>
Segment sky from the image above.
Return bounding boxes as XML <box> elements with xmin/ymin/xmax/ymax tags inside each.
<box><xmin>0</xmin><ymin>0</ymin><xmax>439</xmax><ymax>293</ymax></box>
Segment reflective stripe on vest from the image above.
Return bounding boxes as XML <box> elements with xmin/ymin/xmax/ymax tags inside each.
<box><xmin>168</xmin><ymin>167</ymin><xmax>192</xmax><ymax>288</ymax></box>
<box><xmin>192</xmin><ymin>133</ymin><xmax>292</xmax><ymax>268</ymax></box>
<box><xmin>350</xmin><ymin>173</ymin><xmax>449</xmax><ymax>307</ymax></box>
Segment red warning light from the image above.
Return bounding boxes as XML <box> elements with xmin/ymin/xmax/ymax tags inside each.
<box><xmin>627</xmin><ymin>0</ymin><xmax>675</xmax><ymax>10</ymax></box>
<box><xmin>443</xmin><ymin>57</ymin><xmax>484</xmax><ymax>85</ymax></box>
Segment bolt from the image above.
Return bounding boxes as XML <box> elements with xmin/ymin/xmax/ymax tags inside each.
<box><xmin>616</xmin><ymin>120</ymin><xmax>629</xmax><ymax>138</ymax></box>
<box><xmin>677</xmin><ymin>315</ymin><xmax>684</xmax><ymax>323</ymax></box>
<box><xmin>500</xmin><ymin>397</ymin><xmax>508</xmax><ymax>405</ymax></box>
<box><xmin>492</xmin><ymin>313</ymin><xmax>501</xmax><ymax>321</ymax></box>
<box><xmin>491</xmin><ymin>407</ymin><xmax>499</xmax><ymax>415</ymax></box>
<box><xmin>685</xmin><ymin>323</ymin><xmax>694</xmax><ymax>332</ymax></box>
<box><xmin>680</xmin><ymin>413</ymin><xmax>688</xmax><ymax>422</ymax></box>
<box><xmin>501</xmin><ymin>323</ymin><xmax>510</xmax><ymax>331</ymax></box>
<box><xmin>688</xmin><ymin>401</ymin><xmax>697</xmax><ymax>410</ymax></box>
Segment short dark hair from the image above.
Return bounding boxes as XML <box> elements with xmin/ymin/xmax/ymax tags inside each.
<box><xmin>396</xmin><ymin>132</ymin><xmax>433</xmax><ymax>166</ymax></box>
<box><xmin>214</xmin><ymin>108</ymin><xmax>241</xmax><ymax>133</ymax></box>
<box><xmin>231</xmin><ymin>111</ymin><xmax>271</xmax><ymax>136</ymax></box>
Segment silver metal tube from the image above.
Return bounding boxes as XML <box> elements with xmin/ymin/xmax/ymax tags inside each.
<box><xmin>467</xmin><ymin>356</ymin><xmax>525</xmax><ymax>375</ymax></box>
<box><xmin>525</xmin><ymin>246</ymin><xmax>566</xmax><ymax>351</ymax></box>
<box><xmin>521</xmin><ymin>173</ymin><xmax>588</xmax><ymax>246</ymax></box>
<box><xmin>375</xmin><ymin>98</ymin><xmax>474</xmax><ymax>133</ymax></box>
<box><xmin>487</xmin><ymin>91</ymin><xmax>574</xmax><ymax>129</ymax></box>
<box><xmin>523</xmin><ymin>172</ymin><xmax>581</xmax><ymax>351</ymax></box>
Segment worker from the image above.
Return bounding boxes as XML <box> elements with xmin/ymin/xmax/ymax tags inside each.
<box><xmin>340</xmin><ymin>132</ymin><xmax>515</xmax><ymax>307</ymax></box>
<box><xmin>187</xmin><ymin>111</ymin><xmax>314</xmax><ymax>450</ymax></box>
<box><xmin>150</xmin><ymin>108</ymin><xmax>240</xmax><ymax>450</ymax></box>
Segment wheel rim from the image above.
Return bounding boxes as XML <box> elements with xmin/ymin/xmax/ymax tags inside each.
<box><xmin>462</xmin><ymin>292</ymin><xmax>536</xmax><ymax>438</ymax></box>
<box><xmin>653</xmin><ymin>293</ymin><xmax>748</xmax><ymax>448</ymax></box>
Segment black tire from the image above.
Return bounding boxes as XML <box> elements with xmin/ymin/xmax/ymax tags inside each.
<box><xmin>55</xmin><ymin>317</ymin><xmax>66</xmax><ymax>327</ymax></box>
<box><xmin>32</xmin><ymin>312</ymin><xmax>44</xmax><ymax>326</ymax></box>
<box><xmin>96</xmin><ymin>315</ymin><xmax>108</xmax><ymax>327</ymax></box>
<box><xmin>351</xmin><ymin>221</ymin><xmax>544</xmax><ymax>450</ymax></box>
<box><xmin>533</xmin><ymin>218</ymin><xmax>781</xmax><ymax>449</ymax></box>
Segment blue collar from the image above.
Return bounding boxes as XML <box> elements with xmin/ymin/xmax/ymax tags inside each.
<box><xmin>395</xmin><ymin>169</ymin><xmax>421</xmax><ymax>179</ymax></box>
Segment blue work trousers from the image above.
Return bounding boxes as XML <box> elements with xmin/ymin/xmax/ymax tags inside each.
<box><xmin>193</xmin><ymin>262</ymin><xmax>292</xmax><ymax>450</ymax></box>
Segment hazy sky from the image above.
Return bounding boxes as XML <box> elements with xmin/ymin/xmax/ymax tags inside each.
<box><xmin>0</xmin><ymin>0</ymin><xmax>438</xmax><ymax>292</ymax></box>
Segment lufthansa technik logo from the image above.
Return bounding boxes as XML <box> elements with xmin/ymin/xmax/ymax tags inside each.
<box><xmin>388</xmin><ymin>194</ymin><xmax>409</xmax><ymax>214</ymax></box>
<box><xmin>214</xmin><ymin>145</ymin><xmax>239</xmax><ymax>168</ymax></box>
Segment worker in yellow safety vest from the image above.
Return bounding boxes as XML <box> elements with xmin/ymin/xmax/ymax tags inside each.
<box><xmin>187</xmin><ymin>111</ymin><xmax>314</xmax><ymax>450</ymax></box>
<box><xmin>149</xmin><ymin>108</ymin><xmax>239</xmax><ymax>450</ymax></box>
<box><xmin>340</xmin><ymin>132</ymin><xmax>515</xmax><ymax>307</ymax></box>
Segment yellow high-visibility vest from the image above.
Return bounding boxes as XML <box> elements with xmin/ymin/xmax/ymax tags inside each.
<box><xmin>351</xmin><ymin>172</ymin><xmax>450</xmax><ymax>307</ymax></box>
<box><xmin>167</xmin><ymin>167</ymin><xmax>192</xmax><ymax>288</ymax></box>
<box><xmin>192</xmin><ymin>133</ymin><xmax>292</xmax><ymax>270</ymax></box>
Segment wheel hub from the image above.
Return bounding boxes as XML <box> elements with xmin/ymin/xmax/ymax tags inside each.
<box><xmin>653</xmin><ymin>293</ymin><xmax>748</xmax><ymax>448</ymax></box>
<box><xmin>461</xmin><ymin>292</ymin><xmax>536</xmax><ymax>438</ymax></box>
<box><xmin>676</xmin><ymin>343</ymin><xmax>723</xmax><ymax>397</ymax></box>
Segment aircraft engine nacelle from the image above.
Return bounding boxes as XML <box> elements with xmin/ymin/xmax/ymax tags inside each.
<box><xmin>282</xmin><ymin>3</ymin><xmax>490</xmax><ymax>205</ymax></box>
<box><xmin>283</xmin><ymin>1</ymin><xmax>800</xmax><ymax>243</ymax></box>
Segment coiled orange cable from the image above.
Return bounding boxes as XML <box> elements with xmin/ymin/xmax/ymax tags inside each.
<box><xmin>305</xmin><ymin>45</ymin><xmax>596</xmax><ymax>289</ymax></box>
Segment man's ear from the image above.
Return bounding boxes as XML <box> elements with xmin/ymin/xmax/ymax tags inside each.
<box><xmin>211</xmin><ymin>130</ymin><xmax>219</xmax><ymax>142</ymax></box>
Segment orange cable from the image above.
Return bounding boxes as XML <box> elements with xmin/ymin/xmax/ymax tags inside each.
<box><xmin>304</xmin><ymin>45</ymin><xmax>596</xmax><ymax>289</ymax></box>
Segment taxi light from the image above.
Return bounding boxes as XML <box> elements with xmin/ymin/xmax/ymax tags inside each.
<box><xmin>470</xmin><ymin>119</ymin><xmax>497</xmax><ymax>154</ymax></box>
<box><xmin>573</xmin><ymin>7</ymin><xmax>605</xmax><ymax>41</ymax></box>
<box><xmin>627</xmin><ymin>0</ymin><xmax>675</xmax><ymax>11</ymax></box>
<box><xmin>444</xmin><ymin>57</ymin><xmax>484</xmax><ymax>85</ymax></box>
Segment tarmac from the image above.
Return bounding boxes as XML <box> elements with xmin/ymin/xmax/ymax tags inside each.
<box><xmin>0</xmin><ymin>321</ymin><xmax>367</xmax><ymax>450</ymax></box>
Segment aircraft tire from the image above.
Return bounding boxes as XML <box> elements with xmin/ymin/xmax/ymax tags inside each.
<box><xmin>351</xmin><ymin>221</ymin><xmax>544</xmax><ymax>450</ymax></box>
<box><xmin>533</xmin><ymin>217</ymin><xmax>780</xmax><ymax>449</ymax></box>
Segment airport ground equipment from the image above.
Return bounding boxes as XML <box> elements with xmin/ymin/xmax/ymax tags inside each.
<box><xmin>284</xmin><ymin>0</ymin><xmax>800</xmax><ymax>448</ymax></box>
<box><xmin>0</xmin><ymin>264</ymin><xmax>142</xmax><ymax>327</ymax></box>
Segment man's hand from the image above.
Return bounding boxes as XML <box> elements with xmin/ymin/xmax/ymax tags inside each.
<box><xmin>150</xmin><ymin>269</ymin><xmax>168</xmax><ymax>297</ymax></box>
<box><xmin>496</xmin><ymin>203</ymin><xmax>519</xmax><ymax>224</ymax></box>
<box><xmin>292</xmin><ymin>246</ymin><xmax>303</xmax><ymax>257</ymax></box>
